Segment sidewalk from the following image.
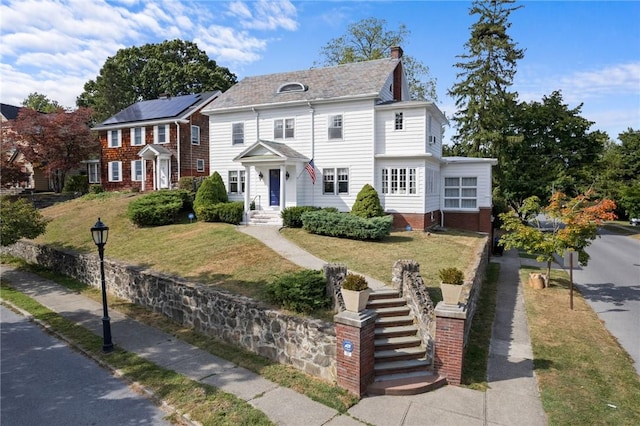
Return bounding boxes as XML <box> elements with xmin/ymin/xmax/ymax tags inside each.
<box><xmin>0</xmin><ymin>228</ymin><xmax>547</xmax><ymax>425</ymax></box>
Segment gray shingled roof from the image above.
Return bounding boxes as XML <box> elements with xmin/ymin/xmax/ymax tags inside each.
<box><xmin>1</xmin><ymin>103</ymin><xmax>22</xmax><ymax>120</ymax></box>
<box><xmin>206</xmin><ymin>58</ymin><xmax>400</xmax><ymax>111</ymax></box>
<box><xmin>234</xmin><ymin>139</ymin><xmax>310</xmax><ymax>162</ymax></box>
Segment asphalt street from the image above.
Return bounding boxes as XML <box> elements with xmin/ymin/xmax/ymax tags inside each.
<box><xmin>0</xmin><ymin>305</ymin><xmax>171</xmax><ymax>426</ymax></box>
<box><xmin>571</xmin><ymin>229</ymin><xmax>640</xmax><ymax>375</ymax></box>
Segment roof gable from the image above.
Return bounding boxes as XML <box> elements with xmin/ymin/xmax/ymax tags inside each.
<box><xmin>1</xmin><ymin>103</ymin><xmax>22</xmax><ymax>121</ymax></box>
<box><xmin>234</xmin><ymin>139</ymin><xmax>309</xmax><ymax>163</ymax></box>
<box><xmin>205</xmin><ymin>58</ymin><xmax>401</xmax><ymax>112</ymax></box>
<box><xmin>99</xmin><ymin>91</ymin><xmax>219</xmax><ymax>127</ymax></box>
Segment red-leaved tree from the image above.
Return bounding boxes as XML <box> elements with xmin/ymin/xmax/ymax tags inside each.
<box><xmin>11</xmin><ymin>107</ymin><xmax>99</xmax><ymax>192</ymax></box>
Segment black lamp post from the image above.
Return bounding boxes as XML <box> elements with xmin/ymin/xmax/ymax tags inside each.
<box><xmin>91</xmin><ymin>217</ymin><xmax>114</xmax><ymax>353</ymax></box>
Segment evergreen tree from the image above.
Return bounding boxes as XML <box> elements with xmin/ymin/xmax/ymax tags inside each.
<box><xmin>351</xmin><ymin>184</ymin><xmax>384</xmax><ymax>218</ymax></box>
<box><xmin>194</xmin><ymin>171</ymin><xmax>228</xmax><ymax>213</ymax></box>
<box><xmin>448</xmin><ymin>0</ymin><xmax>524</xmax><ymax>157</ymax></box>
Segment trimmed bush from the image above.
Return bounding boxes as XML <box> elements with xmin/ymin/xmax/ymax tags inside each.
<box><xmin>195</xmin><ymin>201</ymin><xmax>244</xmax><ymax>224</ymax></box>
<box><xmin>281</xmin><ymin>206</ymin><xmax>321</xmax><ymax>228</ymax></box>
<box><xmin>127</xmin><ymin>190</ymin><xmax>190</xmax><ymax>227</ymax></box>
<box><xmin>350</xmin><ymin>184</ymin><xmax>384</xmax><ymax>218</ymax></box>
<box><xmin>178</xmin><ymin>176</ymin><xmax>194</xmax><ymax>192</ymax></box>
<box><xmin>266</xmin><ymin>270</ymin><xmax>331</xmax><ymax>314</ymax></box>
<box><xmin>63</xmin><ymin>175</ymin><xmax>89</xmax><ymax>194</ymax></box>
<box><xmin>301</xmin><ymin>210</ymin><xmax>392</xmax><ymax>240</ymax></box>
<box><xmin>341</xmin><ymin>273</ymin><xmax>369</xmax><ymax>291</ymax></box>
<box><xmin>194</xmin><ymin>172</ymin><xmax>227</xmax><ymax>214</ymax></box>
<box><xmin>89</xmin><ymin>184</ymin><xmax>104</xmax><ymax>194</ymax></box>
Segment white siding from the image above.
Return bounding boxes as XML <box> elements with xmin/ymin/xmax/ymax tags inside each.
<box><xmin>377</xmin><ymin>159</ymin><xmax>426</xmax><ymax>214</ymax></box>
<box><xmin>375</xmin><ymin>108</ymin><xmax>426</xmax><ymax>155</ymax></box>
<box><xmin>441</xmin><ymin>162</ymin><xmax>493</xmax><ymax>209</ymax></box>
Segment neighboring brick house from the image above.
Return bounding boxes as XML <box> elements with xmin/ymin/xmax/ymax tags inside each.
<box><xmin>92</xmin><ymin>92</ymin><xmax>220</xmax><ymax>191</ymax></box>
<box><xmin>202</xmin><ymin>47</ymin><xmax>496</xmax><ymax>233</ymax></box>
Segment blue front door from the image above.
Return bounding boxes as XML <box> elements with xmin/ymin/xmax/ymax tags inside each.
<box><xmin>269</xmin><ymin>169</ymin><xmax>280</xmax><ymax>206</ymax></box>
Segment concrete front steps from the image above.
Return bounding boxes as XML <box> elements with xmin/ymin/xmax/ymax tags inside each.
<box><xmin>245</xmin><ymin>210</ymin><xmax>283</xmax><ymax>226</ymax></box>
<box><xmin>366</xmin><ymin>289</ymin><xmax>446</xmax><ymax>396</ymax></box>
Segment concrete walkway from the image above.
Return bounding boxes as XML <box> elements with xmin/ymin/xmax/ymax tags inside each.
<box><xmin>0</xmin><ymin>228</ymin><xmax>547</xmax><ymax>425</ymax></box>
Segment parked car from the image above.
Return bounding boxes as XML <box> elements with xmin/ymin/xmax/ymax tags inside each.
<box><xmin>630</xmin><ymin>218</ymin><xmax>639</xmax><ymax>226</ymax></box>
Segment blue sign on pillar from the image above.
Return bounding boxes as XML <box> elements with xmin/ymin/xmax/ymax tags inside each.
<box><xmin>343</xmin><ymin>339</ymin><xmax>354</xmax><ymax>357</ymax></box>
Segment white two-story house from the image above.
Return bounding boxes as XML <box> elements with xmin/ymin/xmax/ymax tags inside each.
<box><xmin>202</xmin><ymin>47</ymin><xmax>496</xmax><ymax>233</ymax></box>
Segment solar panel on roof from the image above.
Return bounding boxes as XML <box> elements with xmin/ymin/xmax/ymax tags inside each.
<box><xmin>102</xmin><ymin>93</ymin><xmax>202</xmax><ymax>125</ymax></box>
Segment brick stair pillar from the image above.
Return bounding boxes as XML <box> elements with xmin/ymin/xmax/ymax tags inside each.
<box><xmin>434</xmin><ymin>302</ymin><xmax>467</xmax><ymax>385</ymax></box>
<box><xmin>334</xmin><ymin>310</ymin><xmax>377</xmax><ymax>396</ymax></box>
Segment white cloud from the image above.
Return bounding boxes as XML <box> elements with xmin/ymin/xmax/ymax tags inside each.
<box><xmin>194</xmin><ymin>25</ymin><xmax>267</xmax><ymax>64</ymax></box>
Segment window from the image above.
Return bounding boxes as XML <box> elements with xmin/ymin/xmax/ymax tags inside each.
<box><xmin>130</xmin><ymin>127</ymin><xmax>145</xmax><ymax>146</ymax></box>
<box><xmin>108</xmin><ymin>129</ymin><xmax>121</xmax><ymax>148</ymax></box>
<box><xmin>131</xmin><ymin>160</ymin><xmax>143</xmax><ymax>181</ymax></box>
<box><xmin>444</xmin><ymin>177</ymin><xmax>478</xmax><ymax>209</ymax></box>
<box><xmin>274</xmin><ymin>118</ymin><xmax>294</xmax><ymax>140</ymax></box>
<box><xmin>329</xmin><ymin>115</ymin><xmax>343</xmax><ymax>139</ymax></box>
<box><xmin>191</xmin><ymin>125</ymin><xmax>200</xmax><ymax>145</ymax></box>
<box><xmin>228</xmin><ymin>170</ymin><xmax>246</xmax><ymax>194</ymax></box>
<box><xmin>381</xmin><ymin>167</ymin><xmax>417</xmax><ymax>195</ymax></box>
<box><xmin>108</xmin><ymin>161</ymin><xmax>122</xmax><ymax>182</ymax></box>
<box><xmin>155</xmin><ymin>124</ymin><xmax>169</xmax><ymax>144</ymax></box>
<box><xmin>323</xmin><ymin>168</ymin><xmax>349</xmax><ymax>194</ymax></box>
<box><xmin>426</xmin><ymin>169</ymin><xmax>438</xmax><ymax>195</ymax></box>
<box><xmin>196</xmin><ymin>159</ymin><xmax>205</xmax><ymax>172</ymax></box>
<box><xmin>395</xmin><ymin>112</ymin><xmax>403</xmax><ymax>130</ymax></box>
<box><xmin>232</xmin><ymin>123</ymin><xmax>244</xmax><ymax>145</ymax></box>
<box><xmin>88</xmin><ymin>163</ymin><xmax>100</xmax><ymax>183</ymax></box>
<box><xmin>277</xmin><ymin>82</ymin><xmax>307</xmax><ymax>93</ymax></box>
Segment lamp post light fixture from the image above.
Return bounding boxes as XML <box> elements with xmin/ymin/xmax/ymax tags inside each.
<box><xmin>91</xmin><ymin>217</ymin><xmax>114</xmax><ymax>353</ymax></box>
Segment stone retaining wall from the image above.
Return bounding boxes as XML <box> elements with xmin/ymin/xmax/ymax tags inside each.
<box><xmin>3</xmin><ymin>241</ymin><xmax>337</xmax><ymax>381</ymax></box>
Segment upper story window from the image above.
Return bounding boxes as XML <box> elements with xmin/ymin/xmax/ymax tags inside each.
<box><xmin>130</xmin><ymin>127</ymin><xmax>145</xmax><ymax>146</ymax></box>
<box><xmin>395</xmin><ymin>112</ymin><xmax>404</xmax><ymax>130</ymax></box>
<box><xmin>232</xmin><ymin>123</ymin><xmax>244</xmax><ymax>145</ymax></box>
<box><xmin>444</xmin><ymin>177</ymin><xmax>478</xmax><ymax>209</ymax></box>
<box><xmin>381</xmin><ymin>167</ymin><xmax>417</xmax><ymax>195</ymax></box>
<box><xmin>277</xmin><ymin>82</ymin><xmax>307</xmax><ymax>93</ymax></box>
<box><xmin>108</xmin><ymin>129</ymin><xmax>121</xmax><ymax>148</ymax></box>
<box><xmin>328</xmin><ymin>115</ymin><xmax>343</xmax><ymax>139</ymax></box>
<box><xmin>154</xmin><ymin>124</ymin><xmax>169</xmax><ymax>144</ymax></box>
<box><xmin>191</xmin><ymin>125</ymin><xmax>200</xmax><ymax>145</ymax></box>
<box><xmin>274</xmin><ymin>118</ymin><xmax>294</xmax><ymax>140</ymax></box>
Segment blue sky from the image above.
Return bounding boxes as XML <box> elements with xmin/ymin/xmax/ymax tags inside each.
<box><xmin>1</xmin><ymin>0</ymin><xmax>638</xmax><ymax>144</ymax></box>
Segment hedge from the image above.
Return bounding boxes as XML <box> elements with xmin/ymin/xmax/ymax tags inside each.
<box><xmin>127</xmin><ymin>190</ymin><xmax>190</xmax><ymax>227</ymax></box>
<box><xmin>195</xmin><ymin>201</ymin><xmax>244</xmax><ymax>224</ymax></box>
<box><xmin>301</xmin><ymin>210</ymin><xmax>393</xmax><ymax>240</ymax></box>
<box><xmin>266</xmin><ymin>270</ymin><xmax>331</xmax><ymax>314</ymax></box>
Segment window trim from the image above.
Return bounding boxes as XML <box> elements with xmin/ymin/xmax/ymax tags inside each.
<box><xmin>107</xmin><ymin>129</ymin><xmax>121</xmax><ymax>148</ymax></box>
<box><xmin>154</xmin><ymin>124</ymin><xmax>169</xmax><ymax>144</ymax></box>
<box><xmin>87</xmin><ymin>162</ymin><xmax>100</xmax><ymax>184</ymax></box>
<box><xmin>328</xmin><ymin>114</ymin><xmax>343</xmax><ymax>140</ymax></box>
<box><xmin>191</xmin><ymin>125</ymin><xmax>200</xmax><ymax>145</ymax></box>
<box><xmin>232</xmin><ymin>122</ymin><xmax>244</xmax><ymax>145</ymax></box>
<box><xmin>381</xmin><ymin>167</ymin><xmax>417</xmax><ymax>195</ymax></box>
<box><xmin>108</xmin><ymin>161</ymin><xmax>122</xmax><ymax>182</ymax></box>
<box><xmin>130</xmin><ymin>127</ymin><xmax>145</xmax><ymax>146</ymax></box>
<box><xmin>394</xmin><ymin>112</ymin><xmax>404</xmax><ymax>131</ymax></box>
<box><xmin>228</xmin><ymin>170</ymin><xmax>246</xmax><ymax>194</ymax></box>
<box><xmin>322</xmin><ymin>167</ymin><xmax>349</xmax><ymax>195</ymax></box>
<box><xmin>131</xmin><ymin>160</ymin><xmax>143</xmax><ymax>182</ymax></box>
<box><xmin>274</xmin><ymin>118</ymin><xmax>295</xmax><ymax>140</ymax></box>
<box><xmin>196</xmin><ymin>159</ymin><xmax>205</xmax><ymax>172</ymax></box>
<box><xmin>444</xmin><ymin>176</ymin><xmax>478</xmax><ymax>209</ymax></box>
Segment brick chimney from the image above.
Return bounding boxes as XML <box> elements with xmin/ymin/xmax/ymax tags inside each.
<box><xmin>390</xmin><ymin>46</ymin><xmax>404</xmax><ymax>59</ymax></box>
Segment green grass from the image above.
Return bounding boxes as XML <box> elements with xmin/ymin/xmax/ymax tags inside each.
<box><xmin>520</xmin><ymin>266</ymin><xmax>640</xmax><ymax>424</ymax></box>
<box><xmin>0</xmin><ymin>256</ymin><xmax>359</xmax><ymax>413</ymax></box>
<box><xmin>461</xmin><ymin>262</ymin><xmax>500</xmax><ymax>390</ymax></box>
<box><xmin>0</xmin><ymin>283</ymin><xmax>273</xmax><ymax>426</ymax></box>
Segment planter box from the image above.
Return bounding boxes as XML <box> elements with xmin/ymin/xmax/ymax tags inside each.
<box><xmin>341</xmin><ymin>288</ymin><xmax>371</xmax><ymax>312</ymax></box>
<box><xmin>440</xmin><ymin>283</ymin><xmax>462</xmax><ymax>305</ymax></box>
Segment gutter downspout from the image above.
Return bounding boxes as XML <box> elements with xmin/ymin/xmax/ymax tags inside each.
<box><xmin>175</xmin><ymin>121</ymin><xmax>181</xmax><ymax>181</ymax></box>
<box><xmin>308</xmin><ymin>101</ymin><xmax>315</xmax><ymax>206</ymax></box>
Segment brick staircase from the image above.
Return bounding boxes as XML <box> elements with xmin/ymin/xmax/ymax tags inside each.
<box><xmin>366</xmin><ymin>289</ymin><xmax>447</xmax><ymax>395</ymax></box>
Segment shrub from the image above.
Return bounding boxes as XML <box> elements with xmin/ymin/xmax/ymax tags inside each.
<box><xmin>194</xmin><ymin>172</ymin><xmax>228</xmax><ymax>214</ymax></box>
<box><xmin>0</xmin><ymin>197</ymin><xmax>49</xmax><ymax>246</ymax></box>
<box><xmin>281</xmin><ymin>206</ymin><xmax>321</xmax><ymax>228</ymax></box>
<box><xmin>178</xmin><ymin>176</ymin><xmax>195</xmax><ymax>192</ymax></box>
<box><xmin>195</xmin><ymin>201</ymin><xmax>244</xmax><ymax>224</ymax></box>
<box><xmin>63</xmin><ymin>175</ymin><xmax>89</xmax><ymax>194</ymax></box>
<box><xmin>89</xmin><ymin>184</ymin><xmax>104</xmax><ymax>194</ymax></box>
<box><xmin>127</xmin><ymin>190</ymin><xmax>190</xmax><ymax>227</ymax></box>
<box><xmin>266</xmin><ymin>270</ymin><xmax>331</xmax><ymax>314</ymax></box>
<box><xmin>301</xmin><ymin>210</ymin><xmax>392</xmax><ymax>240</ymax></box>
<box><xmin>341</xmin><ymin>273</ymin><xmax>369</xmax><ymax>291</ymax></box>
<box><xmin>438</xmin><ymin>267</ymin><xmax>465</xmax><ymax>285</ymax></box>
<box><xmin>350</xmin><ymin>184</ymin><xmax>384</xmax><ymax>218</ymax></box>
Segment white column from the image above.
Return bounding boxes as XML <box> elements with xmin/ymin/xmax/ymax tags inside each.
<box><xmin>141</xmin><ymin>159</ymin><xmax>146</xmax><ymax>191</ymax></box>
<box><xmin>244</xmin><ymin>165</ymin><xmax>251</xmax><ymax>222</ymax></box>
<box><xmin>280</xmin><ymin>165</ymin><xmax>286</xmax><ymax>210</ymax></box>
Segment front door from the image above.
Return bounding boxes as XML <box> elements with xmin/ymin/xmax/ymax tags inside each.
<box><xmin>159</xmin><ymin>159</ymin><xmax>170</xmax><ymax>189</ymax></box>
<box><xmin>269</xmin><ymin>169</ymin><xmax>280</xmax><ymax>206</ymax></box>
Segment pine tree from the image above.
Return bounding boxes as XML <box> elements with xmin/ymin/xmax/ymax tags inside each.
<box><xmin>448</xmin><ymin>0</ymin><xmax>524</xmax><ymax>157</ymax></box>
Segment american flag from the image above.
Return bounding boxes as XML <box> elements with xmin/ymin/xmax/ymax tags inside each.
<box><xmin>305</xmin><ymin>159</ymin><xmax>316</xmax><ymax>184</ymax></box>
